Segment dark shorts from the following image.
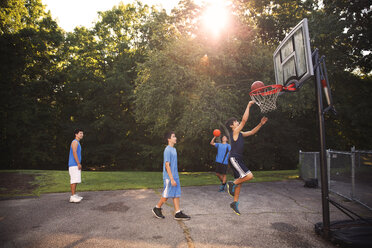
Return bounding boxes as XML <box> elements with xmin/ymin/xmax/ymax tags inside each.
<box><xmin>215</xmin><ymin>162</ymin><xmax>228</xmax><ymax>174</ymax></box>
<box><xmin>229</xmin><ymin>156</ymin><xmax>251</xmax><ymax>179</ymax></box>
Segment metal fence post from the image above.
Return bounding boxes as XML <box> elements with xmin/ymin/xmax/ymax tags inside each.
<box><xmin>327</xmin><ymin>149</ymin><xmax>331</xmax><ymax>191</ymax></box>
<box><xmin>314</xmin><ymin>151</ymin><xmax>317</xmax><ymax>179</ymax></box>
<box><xmin>299</xmin><ymin>150</ymin><xmax>302</xmax><ymax>179</ymax></box>
<box><xmin>351</xmin><ymin>146</ymin><xmax>355</xmax><ymax>199</ymax></box>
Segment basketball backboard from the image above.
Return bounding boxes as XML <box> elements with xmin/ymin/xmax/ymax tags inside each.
<box><xmin>273</xmin><ymin>18</ymin><xmax>313</xmax><ymax>87</ymax></box>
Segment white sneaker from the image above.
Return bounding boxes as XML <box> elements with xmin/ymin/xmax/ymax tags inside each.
<box><xmin>69</xmin><ymin>195</ymin><xmax>82</xmax><ymax>203</ymax></box>
<box><xmin>75</xmin><ymin>194</ymin><xmax>83</xmax><ymax>200</ymax></box>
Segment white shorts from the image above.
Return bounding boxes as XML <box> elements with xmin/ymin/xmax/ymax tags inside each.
<box><xmin>69</xmin><ymin>166</ymin><xmax>81</xmax><ymax>184</ymax></box>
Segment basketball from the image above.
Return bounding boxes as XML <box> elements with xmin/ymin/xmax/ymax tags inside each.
<box><xmin>251</xmin><ymin>81</ymin><xmax>265</xmax><ymax>91</ymax></box>
<box><xmin>213</xmin><ymin>129</ymin><xmax>221</xmax><ymax>137</ymax></box>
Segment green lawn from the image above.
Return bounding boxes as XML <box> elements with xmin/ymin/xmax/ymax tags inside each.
<box><xmin>0</xmin><ymin>169</ymin><xmax>299</xmax><ymax>197</ymax></box>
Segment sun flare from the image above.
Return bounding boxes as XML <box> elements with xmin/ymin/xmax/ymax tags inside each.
<box><xmin>201</xmin><ymin>0</ymin><xmax>229</xmax><ymax>37</ymax></box>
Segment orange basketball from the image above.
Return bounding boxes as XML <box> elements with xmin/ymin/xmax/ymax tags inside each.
<box><xmin>213</xmin><ymin>129</ymin><xmax>221</xmax><ymax>137</ymax></box>
<box><xmin>251</xmin><ymin>81</ymin><xmax>265</xmax><ymax>91</ymax></box>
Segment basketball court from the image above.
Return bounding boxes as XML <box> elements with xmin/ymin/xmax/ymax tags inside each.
<box><xmin>1</xmin><ymin>180</ymin><xmax>371</xmax><ymax>248</ymax></box>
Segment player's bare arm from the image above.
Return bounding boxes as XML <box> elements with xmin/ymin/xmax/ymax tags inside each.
<box><xmin>242</xmin><ymin>117</ymin><xmax>268</xmax><ymax>137</ymax></box>
<box><xmin>165</xmin><ymin>162</ymin><xmax>177</xmax><ymax>186</ymax></box>
<box><xmin>210</xmin><ymin>136</ymin><xmax>216</xmax><ymax>146</ymax></box>
<box><xmin>233</xmin><ymin>101</ymin><xmax>255</xmax><ymax>140</ymax></box>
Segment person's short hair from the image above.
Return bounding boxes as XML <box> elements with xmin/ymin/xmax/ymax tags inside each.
<box><xmin>164</xmin><ymin>131</ymin><xmax>175</xmax><ymax>143</ymax></box>
<box><xmin>225</xmin><ymin>117</ymin><xmax>237</xmax><ymax>130</ymax></box>
<box><xmin>74</xmin><ymin>128</ymin><xmax>83</xmax><ymax>137</ymax></box>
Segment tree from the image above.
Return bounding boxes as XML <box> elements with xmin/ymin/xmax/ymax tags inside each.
<box><xmin>0</xmin><ymin>0</ymin><xmax>64</xmax><ymax>168</ymax></box>
<box><xmin>323</xmin><ymin>0</ymin><xmax>371</xmax><ymax>74</ymax></box>
<box><xmin>134</xmin><ymin>37</ymin><xmax>237</xmax><ymax>170</ymax></box>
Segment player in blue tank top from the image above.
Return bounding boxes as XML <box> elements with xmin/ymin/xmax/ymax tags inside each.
<box><xmin>225</xmin><ymin>101</ymin><xmax>268</xmax><ymax>215</ymax></box>
<box><xmin>68</xmin><ymin>129</ymin><xmax>84</xmax><ymax>203</ymax></box>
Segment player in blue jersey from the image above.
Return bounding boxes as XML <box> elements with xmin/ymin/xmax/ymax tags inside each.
<box><xmin>152</xmin><ymin>131</ymin><xmax>190</xmax><ymax>220</ymax></box>
<box><xmin>225</xmin><ymin>101</ymin><xmax>268</xmax><ymax>215</ymax></box>
<box><xmin>210</xmin><ymin>135</ymin><xmax>231</xmax><ymax>191</ymax></box>
<box><xmin>68</xmin><ymin>129</ymin><xmax>84</xmax><ymax>203</ymax></box>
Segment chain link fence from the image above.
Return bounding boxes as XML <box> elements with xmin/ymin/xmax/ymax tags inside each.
<box><xmin>299</xmin><ymin>148</ymin><xmax>372</xmax><ymax>210</ymax></box>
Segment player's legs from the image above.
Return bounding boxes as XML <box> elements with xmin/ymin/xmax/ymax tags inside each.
<box><xmin>221</xmin><ymin>174</ymin><xmax>227</xmax><ymax>184</ymax></box>
<box><xmin>232</xmin><ymin>172</ymin><xmax>253</xmax><ymax>201</ymax></box>
<box><xmin>70</xmin><ymin>183</ymin><xmax>77</xmax><ymax>195</ymax></box>
<box><xmin>233</xmin><ymin>184</ymin><xmax>241</xmax><ymax>202</ymax></box>
<box><xmin>69</xmin><ymin>166</ymin><xmax>82</xmax><ymax>203</ymax></box>
<box><xmin>216</xmin><ymin>172</ymin><xmax>223</xmax><ymax>182</ymax></box>
<box><xmin>153</xmin><ymin>197</ymin><xmax>167</xmax><ymax>219</ymax></box>
<box><xmin>153</xmin><ymin>180</ymin><xmax>171</xmax><ymax>219</ymax></box>
<box><xmin>173</xmin><ymin>197</ymin><xmax>180</xmax><ymax>212</ymax></box>
<box><xmin>227</xmin><ymin>157</ymin><xmax>253</xmax><ymax>214</ymax></box>
<box><xmin>173</xmin><ymin>197</ymin><xmax>191</xmax><ymax>220</ymax></box>
<box><xmin>156</xmin><ymin>197</ymin><xmax>168</xmax><ymax>208</ymax></box>
<box><xmin>216</xmin><ymin>162</ymin><xmax>228</xmax><ymax>191</ymax></box>
<box><xmin>233</xmin><ymin>172</ymin><xmax>253</xmax><ymax>185</ymax></box>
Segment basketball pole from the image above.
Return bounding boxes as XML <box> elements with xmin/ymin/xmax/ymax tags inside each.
<box><xmin>313</xmin><ymin>49</ymin><xmax>331</xmax><ymax>239</ymax></box>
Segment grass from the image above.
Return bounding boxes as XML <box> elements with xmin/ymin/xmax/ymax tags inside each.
<box><xmin>0</xmin><ymin>169</ymin><xmax>299</xmax><ymax>197</ymax></box>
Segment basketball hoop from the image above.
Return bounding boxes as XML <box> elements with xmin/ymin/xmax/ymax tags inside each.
<box><xmin>249</xmin><ymin>81</ymin><xmax>299</xmax><ymax>113</ymax></box>
<box><xmin>249</xmin><ymin>85</ymin><xmax>282</xmax><ymax>113</ymax></box>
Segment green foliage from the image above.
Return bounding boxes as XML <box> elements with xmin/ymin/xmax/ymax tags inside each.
<box><xmin>323</xmin><ymin>0</ymin><xmax>371</xmax><ymax>74</ymax></box>
<box><xmin>134</xmin><ymin>37</ymin><xmax>237</xmax><ymax>170</ymax></box>
<box><xmin>0</xmin><ymin>0</ymin><xmax>64</xmax><ymax>168</ymax></box>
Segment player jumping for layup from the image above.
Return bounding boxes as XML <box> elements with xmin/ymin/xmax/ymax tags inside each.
<box><xmin>225</xmin><ymin>101</ymin><xmax>268</xmax><ymax>215</ymax></box>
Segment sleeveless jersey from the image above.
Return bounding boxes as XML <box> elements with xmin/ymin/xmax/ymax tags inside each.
<box><xmin>68</xmin><ymin>139</ymin><xmax>81</xmax><ymax>167</ymax></box>
<box><xmin>229</xmin><ymin>132</ymin><xmax>244</xmax><ymax>158</ymax></box>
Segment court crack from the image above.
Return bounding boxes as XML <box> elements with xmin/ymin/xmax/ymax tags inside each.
<box><xmin>152</xmin><ymin>189</ymin><xmax>195</xmax><ymax>248</ymax></box>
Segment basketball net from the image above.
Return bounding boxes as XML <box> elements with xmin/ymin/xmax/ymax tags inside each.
<box><xmin>249</xmin><ymin>85</ymin><xmax>282</xmax><ymax>113</ymax></box>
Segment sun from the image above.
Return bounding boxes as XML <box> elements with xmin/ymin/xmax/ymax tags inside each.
<box><xmin>201</xmin><ymin>0</ymin><xmax>229</xmax><ymax>37</ymax></box>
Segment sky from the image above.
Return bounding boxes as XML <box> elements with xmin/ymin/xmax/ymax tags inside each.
<box><xmin>43</xmin><ymin>0</ymin><xmax>182</xmax><ymax>32</ymax></box>
<box><xmin>43</xmin><ymin>0</ymin><xmax>215</xmax><ymax>32</ymax></box>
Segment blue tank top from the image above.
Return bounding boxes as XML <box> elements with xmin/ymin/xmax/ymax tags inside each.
<box><xmin>230</xmin><ymin>132</ymin><xmax>244</xmax><ymax>158</ymax></box>
<box><xmin>68</xmin><ymin>139</ymin><xmax>81</xmax><ymax>167</ymax></box>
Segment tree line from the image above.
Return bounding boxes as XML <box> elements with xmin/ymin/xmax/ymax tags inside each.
<box><xmin>1</xmin><ymin>0</ymin><xmax>371</xmax><ymax>171</ymax></box>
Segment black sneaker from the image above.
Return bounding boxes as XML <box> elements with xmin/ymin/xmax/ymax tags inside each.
<box><xmin>227</xmin><ymin>181</ymin><xmax>235</xmax><ymax>197</ymax></box>
<box><xmin>152</xmin><ymin>207</ymin><xmax>165</xmax><ymax>219</ymax></box>
<box><xmin>230</xmin><ymin>201</ymin><xmax>241</xmax><ymax>215</ymax></box>
<box><xmin>174</xmin><ymin>211</ymin><xmax>190</xmax><ymax>221</ymax></box>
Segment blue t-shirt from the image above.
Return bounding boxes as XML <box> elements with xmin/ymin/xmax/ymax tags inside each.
<box><xmin>68</xmin><ymin>139</ymin><xmax>81</xmax><ymax>167</ymax></box>
<box><xmin>215</xmin><ymin>143</ymin><xmax>231</xmax><ymax>165</ymax></box>
<box><xmin>163</xmin><ymin>145</ymin><xmax>179</xmax><ymax>180</ymax></box>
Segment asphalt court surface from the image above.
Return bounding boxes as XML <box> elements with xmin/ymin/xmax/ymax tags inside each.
<box><xmin>1</xmin><ymin>180</ymin><xmax>371</xmax><ymax>248</ymax></box>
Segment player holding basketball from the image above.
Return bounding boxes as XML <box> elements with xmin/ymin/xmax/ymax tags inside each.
<box><xmin>152</xmin><ymin>131</ymin><xmax>191</xmax><ymax>220</ymax></box>
<box><xmin>225</xmin><ymin>101</ymin><xmax>268</xmax><ymax>215</ymax></box>
<box><xmin>210</xmin><ymin>135</ymin><xmax>231</xmax><ymax>191</ymax></box>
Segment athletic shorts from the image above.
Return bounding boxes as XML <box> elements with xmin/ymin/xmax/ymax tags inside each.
<box><xmin>215</xmin><ymin>162</ymin><xmax>228</xmax><ymax>174</ymax></box>
<box><xmin>69</xmin><ymin>166</ymin><xmax>81</xmax><ymax>184</ymax></box>
<box><xmin>229</xmin><ymin>156</ymin><xmax>252</xmax><ymax>179</ymax></box>
<box><xmin>162</xmin><ymin>178</ymin><xmax>181</xmax><ymax>198</ymax></box>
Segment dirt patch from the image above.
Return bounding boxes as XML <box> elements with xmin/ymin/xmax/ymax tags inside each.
<box><xmin>0</xmin><ymin>172</ymin><xmax>40</xmax><ymax>196</ymax></box>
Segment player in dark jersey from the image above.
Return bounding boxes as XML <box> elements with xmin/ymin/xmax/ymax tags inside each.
<box><xmin>225</xmin><ymin>101</ymin><xmax>268</xmax><ymax>215</ymax></box>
